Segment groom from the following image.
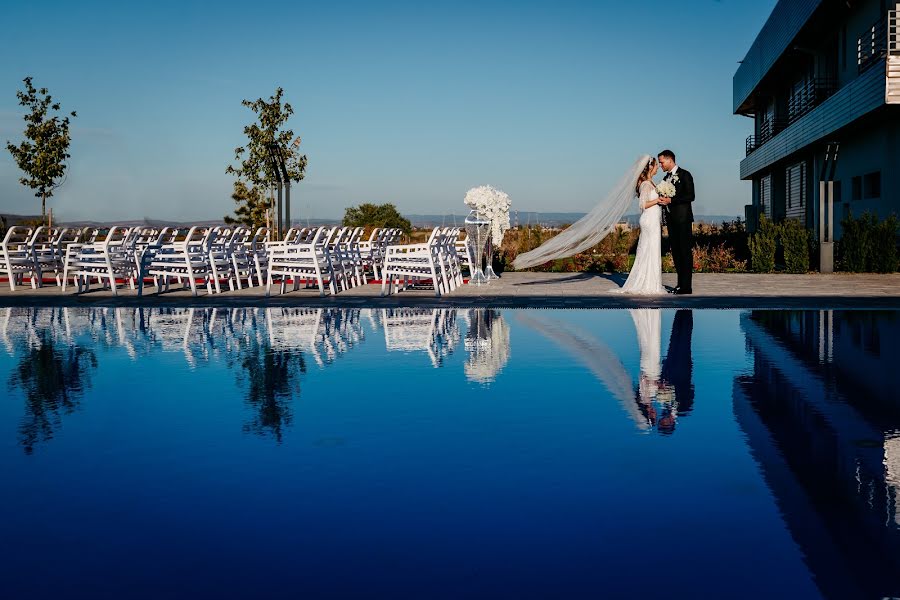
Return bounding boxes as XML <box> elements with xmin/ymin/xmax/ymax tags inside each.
<box><xmin>657</xmin><ymin>150</ymin><xmax>695</xmax><ymax>295</ymax></box>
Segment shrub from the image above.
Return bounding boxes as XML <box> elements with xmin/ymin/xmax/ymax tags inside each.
<box><xmin>693</xmin><ymin>244</ymin><xmax>747</xmax><ymax>273</ymax></box>
<box><xmin>839</xmin><ymin>212</ymin><xmax>876</xmax><ymax>272</ymax></box>
<box><xmin>871</xmin><ymin>215</ymin><xmax>899</xmax><ymax>273</ymax></box>
<box><xmin>749</xmin><ymin>215</ymin><xmax>777</xmax><ymax>273</ymax></box>
<box><xmin>780</xmin><ymin>218</ymin><xmax>811</xmax><ymax>274</ymax></box>
<box><xmin>662</xmin><ymin>253</ymin><xmax>676</xmax><ymax>273</ymax></box>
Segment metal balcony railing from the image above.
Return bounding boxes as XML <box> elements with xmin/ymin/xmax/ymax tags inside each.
<box><xmin>890</xmin><ymin>10</ymin><xmax>899</xmax><ymax>57</ymax></box>
<box><xmin>787</xmin><ymin>78</ymin><xmax>837</xmax><ymax>124</ymax></box>
<box><xmin>859</xmin><ymin>16</ymin><xmax>888</xmax><ymax>73</ymax></box>
<box><xmin>745</xmin><ymin>116</ymin><xmax>788</xmax><ymax>156</ymax></box>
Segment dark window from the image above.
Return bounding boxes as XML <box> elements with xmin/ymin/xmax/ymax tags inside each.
<box><xmin>760</xmin><ymin>175</ymin><xmax>772</xmax><ymax>219</ymax></box>
<box><xmin>841</xmin><ymin>26</ymin><xmax>847</xmax><ymax>70</ymax></box>
<box><xmin>864</xmin><ymin>171</ymin><xmax>881</xmax><ymax>199</ymax></box>
<box><xmin>786</xmin><ymin>162</ymin><xmax>806</xmax><ymax>212</ymax></box>
<box><xmin>852</xmin><ymin>176</ymin><xmax>862</xmax><ymax>200</ymax></box>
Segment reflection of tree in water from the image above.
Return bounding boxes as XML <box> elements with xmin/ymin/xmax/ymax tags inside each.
<box><xmin>236</xmin><ymin>345</ymin><xmax>306</xmax><ymax>442</ymax></box>
<box><xmin>9</xmin><ymin>332</ymin><xmax>98</xmax><ymax>454</ymax></box>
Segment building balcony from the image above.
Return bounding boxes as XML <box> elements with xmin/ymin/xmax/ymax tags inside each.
<box><xmin>740</xmin><ymin>64</ymin><xmax>886</xmax><ymax>180</ymax></box>
<box><xmin>745</xmin><ymin>117</ymin><xmax>788</xmax><ymax>156</ymax></box>
<box><xmin>744</xmin><ymin>77</ymin><xmax>837</xmax><ymax>158</ymax></box>
<box><xmin>858</xmin><ymin>16</ymin><xmax>888</xmax><ymax>74</ymax></box>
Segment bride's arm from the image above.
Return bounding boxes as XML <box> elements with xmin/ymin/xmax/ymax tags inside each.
<box><xmin>640</xmin><ymin>182</ymin><xmax>659</xmax><ymax>209</ymax></box>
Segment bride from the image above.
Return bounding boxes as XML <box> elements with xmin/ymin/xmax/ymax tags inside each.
<box><xmin>513</xmin><ymin>154</ymin><xmax>665</xmax><ymax>295</ymax></box>
<box><xmin>620</xmin><ymin>158</ymin><xmax>665</xmax><ymax>294</ymax></box>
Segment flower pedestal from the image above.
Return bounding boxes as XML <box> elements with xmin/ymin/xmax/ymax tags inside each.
<box><xmin>464</xmin><ymin>210</ymin><xmax>491</xmax><ymax>286</ymax></box>
<box><xmin>484</xmin><ymin>239</ymin><xmax>499</xmax><ymax>280</ymax></box>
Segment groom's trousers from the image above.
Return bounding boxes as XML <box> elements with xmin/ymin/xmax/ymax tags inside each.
<box><xmin>669</xmin><ymin>220</ymin><xmax>693</xmax><ymax>291</ymax></box>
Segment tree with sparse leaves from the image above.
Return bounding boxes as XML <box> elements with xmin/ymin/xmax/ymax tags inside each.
<box><xmin>224</xmin><ymin>180</ymin><xmax>270</xmax><ymax>229</ymax></box>
<box><xmin>342</xmin><ymin>203</ymin><xmax>412</xmax><ymax>235</ymax></box>
<box><xmin>6</xmin><ymin>77</ymin><xmax>77</xmax><ymax>222</ymax></box>
<box><xmin>226</xmin><ymin>87</ymin><xmax>306</xmax><ymax>224</ymax></box>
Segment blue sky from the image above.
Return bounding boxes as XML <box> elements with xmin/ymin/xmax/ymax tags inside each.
<box><xmin>0</xmin><ymin>0</ymin><xmax>776</xmax><ymax>221</ymax></box>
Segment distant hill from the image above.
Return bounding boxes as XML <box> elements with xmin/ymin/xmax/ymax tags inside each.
<box><xmin>408</xmin><ymin>212</ymin><xmax>742</xmax><ymax>228</ymax></box>
<box><xmin>1</xmin><ymin>211</ymin><xmax>742</xmax><ymax>230</ymax></box>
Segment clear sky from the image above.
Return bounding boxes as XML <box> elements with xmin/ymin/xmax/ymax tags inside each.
<box><xmin>0</xmin><ymin>0</ymin><xmax>777</xmax><ymax>222</ymax></box>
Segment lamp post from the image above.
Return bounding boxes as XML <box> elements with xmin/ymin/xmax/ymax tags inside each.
<box><xmin>265</xmin><ymin>137</ymin><xmax>301</xmax><ymax>241</ymax></box>
<box><xmin>818</xmin><ymin>142</ymin><xmax>839</xmax><ymax>273</ymax></box>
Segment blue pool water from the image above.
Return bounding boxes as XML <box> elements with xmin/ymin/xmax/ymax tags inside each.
<box><xmin>0</xmin><ymin>307</ymin><xmax>898</xmax><ymax>599</ymax></box>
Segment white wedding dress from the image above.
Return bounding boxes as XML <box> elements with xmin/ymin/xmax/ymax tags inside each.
<box><xmin>619</xmin><ymin>181</ymin><xmax>665</xmax><ymax>295</ymax></box>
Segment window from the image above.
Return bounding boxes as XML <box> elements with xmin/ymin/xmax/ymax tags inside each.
<box><xmin>786</xmin><ymin>162</ymin><xmax>806</xmax><ymax>216</ymax></box>
<box><xmin>864</xmin><ymin>171</ymin><xmax>881</xmax><ymax>199</ymax></box>
<box><xmin>852</xmin><ymin>176</ymin><xmax>862</xmax><ymax>200</ymax></box>
<box><xmin>760</xmin><ymin>175</ymin><xmax>772</xmax><ymax>219</ymax></box>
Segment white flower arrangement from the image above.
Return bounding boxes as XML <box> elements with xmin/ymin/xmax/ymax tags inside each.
<box><xmin>656</xmin><ymin>181</ymin><xmax>677</xmax><ymax>199</ymax></box>
<box><xmin>464</xmin><ymin>185</ymin><xmax>511</xmax><ymax>242</ymax></box>
<box><xmin>464</xmin><ymin>313</ymin><xmax>511</xmax><ymax>384</ymax></box>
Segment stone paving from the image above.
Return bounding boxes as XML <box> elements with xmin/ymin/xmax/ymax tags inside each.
<box><xmin>0</xmin><ymin>272</ymin><xmax>898</xmax><ymax>309</ymax></box>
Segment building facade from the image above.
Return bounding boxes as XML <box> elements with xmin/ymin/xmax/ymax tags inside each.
<box><xmin>735</xmin><ymin>0</ymin><xmax>900</xmax><ymax>239</ymax></box>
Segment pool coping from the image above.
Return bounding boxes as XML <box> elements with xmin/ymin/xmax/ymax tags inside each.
<box><xmin>0</xmin><ymin>294</ymin><xmax>897</xmax><ymax>310</ymax></box>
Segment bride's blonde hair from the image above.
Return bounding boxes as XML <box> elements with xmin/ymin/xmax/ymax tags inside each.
<box><xmin>635</xmin><ymin>157</ymin><xmax>657</xmax><ymax>195</ymax></box>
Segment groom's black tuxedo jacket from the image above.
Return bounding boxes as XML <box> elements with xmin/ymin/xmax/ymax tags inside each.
<box><xmin>663</xmin><ymin>168</ymin><xmax>695</xmax><ymax>224</ymax></box>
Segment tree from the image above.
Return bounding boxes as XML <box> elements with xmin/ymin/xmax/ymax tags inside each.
<box><xmin>9</xmin><ymin>331</ymin><xmax>97</xmax><ymax>454</ymax></box>
<box><xmin>226</xmin><ymin>87</ymin><xmax>307</xmax><ymax>223</ymax></box>
<box><xmin>6</xmin><ymin>77</ymin><xmax>77</xmax><ymax>222</ymax></box>
<box><xmin>224</xmin><ymin>180</ymin><xmax>270</xmax><ymax>229</ymax></box>
<box><xmin>342</xmin><ymin>203</ymin><xmax>412</xmax><ymax>235</ymax></box>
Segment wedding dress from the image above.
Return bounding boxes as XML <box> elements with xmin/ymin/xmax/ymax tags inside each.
<box><xmin>513</xmin><ymin>155</ymin><xmax>651</xmax><ymax>270</ymax></box>
<box><xmin>629</xmin><ymin>309</ymin><xmax>661</xmax><ymax>401</ymax></box>
<box><xmin>619</xmin><ymin>181</ymin><xmax>665</xmax><ymax>295</ymax></box>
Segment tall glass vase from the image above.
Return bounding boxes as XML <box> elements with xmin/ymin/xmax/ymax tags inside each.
<box><xmin>464</xmin><ymin>210</ymin><xmax>491</xmax><ymax>285</ymax></box>
<box><xmin>484</xmin><ymin>236</ymin><xmax>499</xmax><ymax>280</ymax></box>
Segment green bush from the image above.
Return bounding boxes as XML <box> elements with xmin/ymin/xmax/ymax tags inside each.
<box><xmin>871</xmin><ymin>215</ymin><xmax>899</xmax><ymax>273</ymax></box>
<box><xmin>749</xmin><ymin>215</ymin><xmax>777</xmax><ymax>273</ymax></box>
<box><xmin>839</xmin><ymin>213</ymin><xmax>876</xmax><ymax>272</ymax></box>
<box><xmin>780</xmin><ymin>218</ymin><xmax>811</xmax><ymax>273</ymax></box>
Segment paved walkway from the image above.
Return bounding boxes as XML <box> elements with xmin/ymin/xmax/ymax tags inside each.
<box><xmin>1</xmin><ymin>273</ymin><xmax>898</xmax><ymax>309</ymax></box>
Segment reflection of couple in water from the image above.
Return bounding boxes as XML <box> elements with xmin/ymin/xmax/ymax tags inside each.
<box><xmin>630</xmin><ymin>309</ymin><xmax>694</xmax><ymax>434</ymax></box>
<box><xmin>518</xmin><ymin>309</ymin><xmax>693</xmax><ymax>434</ymax></box>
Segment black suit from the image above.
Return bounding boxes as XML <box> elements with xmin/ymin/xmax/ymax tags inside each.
<box><xmin>660</xmin><ymin>309</ymin><xmax>694</xmax><ymax>417</ymax></box>
<box><xmin>663</xmin><ymin>167</ymin><xmax>695</xmax><ymax>292</ymax></box>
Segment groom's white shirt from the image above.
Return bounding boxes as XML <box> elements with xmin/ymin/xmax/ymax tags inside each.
<box><xmin>667</xmin><ymin>165</ymin><xmax>679</xmax><ymax>178</ymax></box>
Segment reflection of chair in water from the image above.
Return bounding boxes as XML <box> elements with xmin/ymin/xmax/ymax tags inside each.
<box><xmin>266</xmin><ymin>308</ymin><xmax>325</xmax><ymax>367</ymax></box>
<box><xmin>381</xmin><ymin>308</ymin><xmax>458</xmax><ymax>367</ymax></box>
<box><xmin>464</xmin><ymin>309</ymin><xmax>509</xmax><ymax>384</ymax></box>
<box><xmin>146</xmin><ymin>308</ymin><xmax>214</xmax><ymax>367</ymax></box>
<box><xmin>265</xmin><ymin>308</ymin><xmax>366</xmax><ymax>367</ymax></box>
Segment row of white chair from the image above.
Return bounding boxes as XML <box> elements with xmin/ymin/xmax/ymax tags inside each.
<box><xmin>1</xmin><ymin>223</ymin><xmax>473</xmax><ymax>297</ymax></box>
<box><xmin>381</xmin><ymin>227</ymin><xmax>465</xmax><ymax>297</ymax></box>
<box><xmin>0</xmin><ymin>226</ymin><xmax>83</xmax><ymax>290</ymax></box>
<box><xmin>265</xmin><ymin>226</ymin><xmax>404</xmax><ymax>296</ymax></box>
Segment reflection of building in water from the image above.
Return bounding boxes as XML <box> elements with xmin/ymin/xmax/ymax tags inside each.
<box><xmin>381</xmin><ymin>309</ymin><xmax>458</xmax><ymax>368</ymax></box>
<box><xmin>463</xmin><ymin>309</ymin><xmax>509</xmax><ymax>384</ymax></box>
<box><xmin>735</xmin><ymin>310</ymin><xmax>900</xmax><ymax>599</ymax></box>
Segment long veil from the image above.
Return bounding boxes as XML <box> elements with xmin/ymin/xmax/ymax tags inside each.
<box><xmin>513</xmin><ymin>154</ymin><xmax>650</xmax><ymax>270</ymax></box>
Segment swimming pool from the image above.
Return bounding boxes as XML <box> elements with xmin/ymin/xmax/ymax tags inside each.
<box><xmin>0</xmin><ymin>307</ymin><xmax>897</xmax><ymax>599</ymax></box>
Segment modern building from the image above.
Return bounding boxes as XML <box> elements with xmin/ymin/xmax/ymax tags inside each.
<box><xmin>734</xmin><ymin>0</ymin><xmax>900</xmax><ymax>239</ymax></box>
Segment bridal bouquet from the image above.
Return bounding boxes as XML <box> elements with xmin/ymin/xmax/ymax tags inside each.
<box><xmin>464</xmin><ymin>185</ymin><xmax>511</xmax><ymax>242</ymax></box>
<box><xmin>656</xmin><ymin>181</ymin><xmax>677</xmax><ymax>199</ymax></box>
